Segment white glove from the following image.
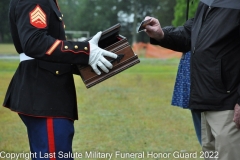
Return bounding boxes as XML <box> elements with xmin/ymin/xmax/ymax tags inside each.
<box><xmin>88</xmin><ymin>32</ymin><xmax>118</xmax><ymax>75</ymax></box>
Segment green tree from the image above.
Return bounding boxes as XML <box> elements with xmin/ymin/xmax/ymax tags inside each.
<box><xmin>58</xmin><ymin>0</ymin><xmax>119</xmax><ymax>40</ymax></box>
<box><xmin>0</xmin><ymin>0</ymin><xmax>11</xmax><ymax>43</ymax></box>
<box><xmin>58</xmin><ymin>0</ymin><xmax>177</xmax><ymax>44</ymax></box>
<box><xmin>172</xmin><ymin>0</ymin><xmax>199</xmax><ymax>26</ymax></box>
<box><xmin>1</xmin><ymin>0</ymin><xmax>178</xmax><ymax>43</ymax></box>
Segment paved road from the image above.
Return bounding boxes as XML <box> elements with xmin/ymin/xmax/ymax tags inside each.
<box><xmin>0</xmin><ymin>55</ymin><xmax>18</xmax><ymax>60</ymax></box>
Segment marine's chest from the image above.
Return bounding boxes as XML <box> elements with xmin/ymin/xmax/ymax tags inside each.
<box><xmin>48</xmin><ymin>2</ymin><xmax>66</xmax><ymax>40</ymax></box>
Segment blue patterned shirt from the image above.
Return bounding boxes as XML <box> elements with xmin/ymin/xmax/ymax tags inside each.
<box><xmin>171</xmin><ymin>51</ymin><xmax>191</xmax><ymax>109</ymax></box>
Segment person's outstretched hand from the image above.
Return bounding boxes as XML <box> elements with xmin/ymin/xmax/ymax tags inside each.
<box><xmin>144</xmin><ymin>16</ymin><xmax>164</xmax><ymax>41</ymax></box>
<box><xmin>233</xmin><ymin>103</ymin><xmax>240</xmax><ymax>129</ymax></box>
<box><xmin>88</xmin><ymin>32</ymin><xmax>117</xmax><ymax>75</ymax></box>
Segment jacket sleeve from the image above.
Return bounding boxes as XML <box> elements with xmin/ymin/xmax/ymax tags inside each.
<box><xmin>14</xmin><ymin>1</ymin><xmax>90</xmax><ymax>65</ymax></box>
<box><xmin>150</xmin><ymin>18</ymin><xmax>194</xmax><ymax>53</ymax></box>
<box><xmin>237</xmin><ymin>84</ymin><xmax>240</xmax><ymax>105</ymax></box>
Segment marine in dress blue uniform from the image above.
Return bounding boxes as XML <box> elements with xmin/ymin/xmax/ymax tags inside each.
<box><xmin>4</xmin><ymin>0</ymin><xmax>117</xmax><ymax>159</ymax></box>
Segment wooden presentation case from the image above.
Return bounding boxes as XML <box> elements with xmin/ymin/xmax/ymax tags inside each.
<box><xmin>78</xmin><ymin>24</ymin><xmax>140</xmax><ymax>88</ymax></box>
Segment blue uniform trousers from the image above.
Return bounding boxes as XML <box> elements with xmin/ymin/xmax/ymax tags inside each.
<box><xmin>19</xmin><ymin>114</ymin><xmax>74</xmax><ymax>160</ymax></box>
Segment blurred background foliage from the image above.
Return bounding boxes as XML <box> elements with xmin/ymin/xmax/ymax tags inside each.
<box><xmin>1</xmin><ymin>0</ymin><xmax>199</xmax><ymax>44</ymax></box>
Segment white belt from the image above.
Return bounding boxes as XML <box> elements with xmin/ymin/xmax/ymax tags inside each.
<box><xmin>20</xmin><ymin>53</ymin><xmax>34</xmax><ymax>62</ymax></box>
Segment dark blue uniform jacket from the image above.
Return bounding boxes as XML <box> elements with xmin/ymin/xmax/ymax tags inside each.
<box><xmin>4</xmin><ymin>0</ymin><xmax>91</xmax><ymax>120</ymax></box>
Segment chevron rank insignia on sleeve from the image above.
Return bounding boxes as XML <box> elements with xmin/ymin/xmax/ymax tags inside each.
<box><xmin>29</xmin><ymin>5</ymin><xmax>47</xmax><ymax>29</ymax></box>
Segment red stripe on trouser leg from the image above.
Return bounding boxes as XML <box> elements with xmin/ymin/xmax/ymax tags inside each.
<box><xmin>47</xmin><ymin>118</ymin><xmax>56</xmax><ymax>160</ymax></box>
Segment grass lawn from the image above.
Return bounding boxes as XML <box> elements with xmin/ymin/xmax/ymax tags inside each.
<box><xmin>0</xmin><ymin>44</ymin><xmax>16</xmax><ymax>55</ymax></box>
<box><xmin>0</xmin><ymin>58</ymin><xmax>202</xmax><ymax>160</ymax></box>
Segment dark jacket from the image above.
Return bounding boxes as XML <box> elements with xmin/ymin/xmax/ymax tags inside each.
<box><xmin>3</xmin><ymin>0</ymin><xmax>91</xmax><ymax>120</ymax></box>
<box><xmin>151</xmin><ymin>2</ymin><xmax>240</xmax><ymax>111</ymax></box>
